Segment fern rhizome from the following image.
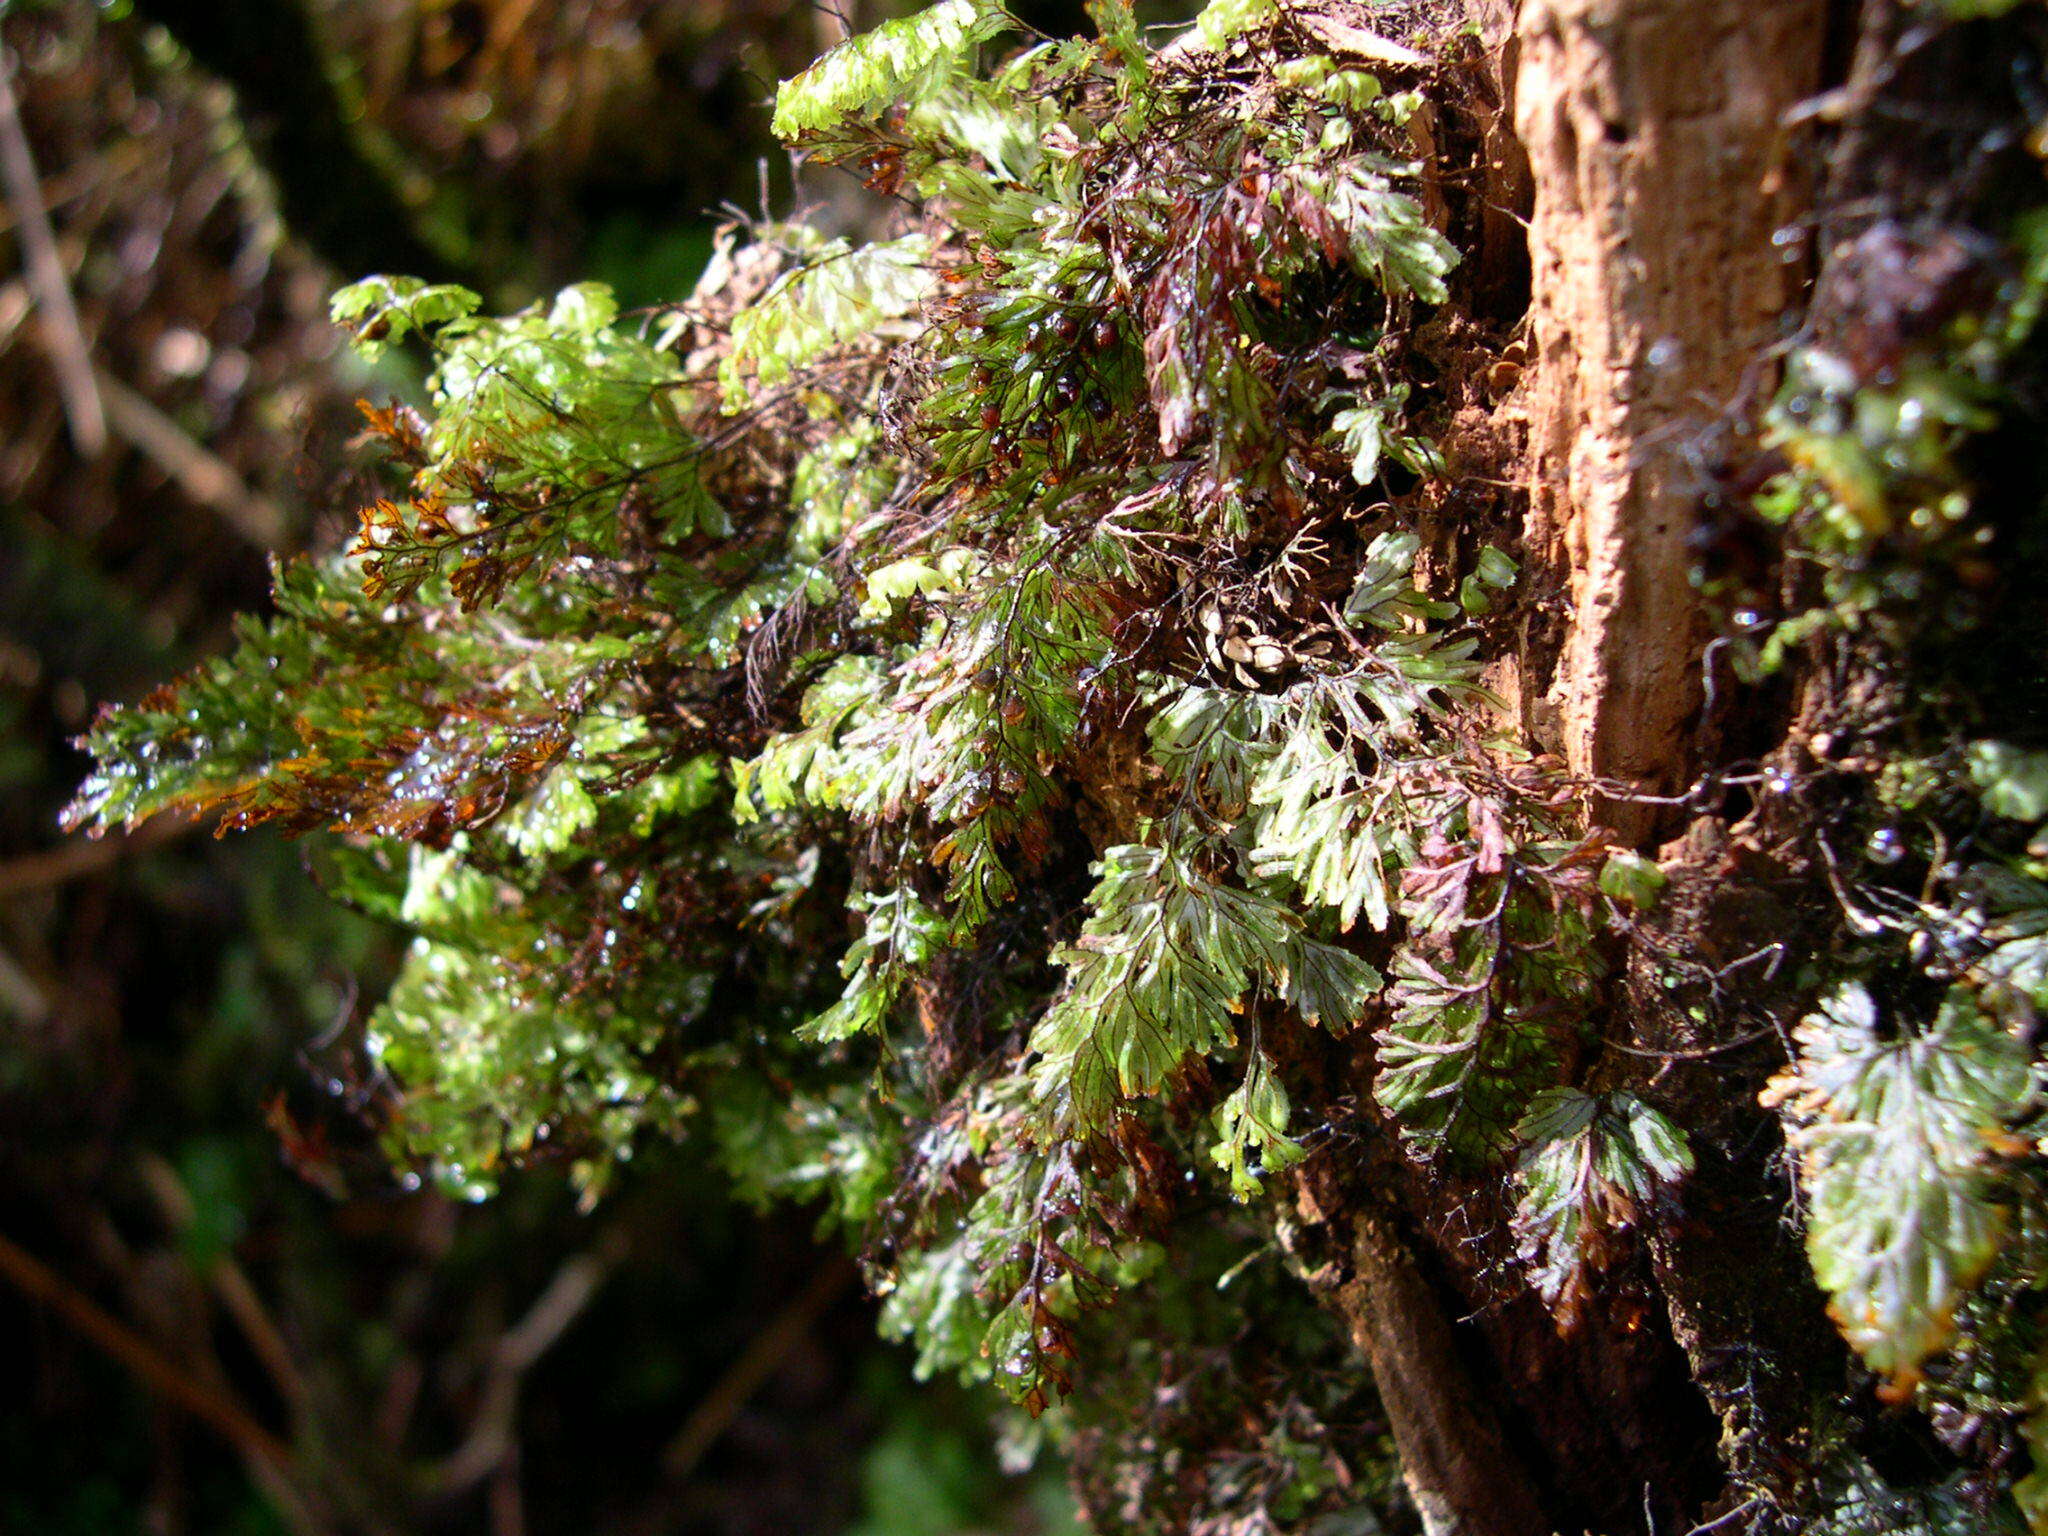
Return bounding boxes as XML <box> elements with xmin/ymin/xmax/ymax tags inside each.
<box><xmin>67</xmin><ymin>1</ymin><xmax>2048</xmax><ymax>1531</ymax></box>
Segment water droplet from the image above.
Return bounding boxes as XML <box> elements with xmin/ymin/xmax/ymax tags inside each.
<box><xmin>1866</xmin><ymin>827</ymin><xmax>1904</xmax><ymax>864</ymax></box>
<box><xmin>399</xmin><ymin>1171</ymin><xmax>422</xmax><ymax>1192</ymax></box>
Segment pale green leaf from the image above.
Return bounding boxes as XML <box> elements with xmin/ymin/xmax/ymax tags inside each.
<box><xmin>1210</xmin><ymin>1049</ymin><xmax>1304</xmax><ymax>1200</ymax></box>
<box><xmin>721</xmin><ymin>236</ymin><xmax>934</xmax><ymax>409</ymax></box>
<box><xmin>771</xmin><ymin>0</ymin><xmax>1009</xmax><ymax>139</ymax></box>
<box><xmin>1766</xmin><ymin>981</ymin><xmax>2033</xmax><ymax>1384</ymax></box>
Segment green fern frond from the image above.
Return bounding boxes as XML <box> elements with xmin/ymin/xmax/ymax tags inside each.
<box><xmin>1765</xmin><ymin>981</ymin><xmax>2034</xmax><ymax>1386</ymax></box>
<box><xmin>721</xmin><ymin>235</ymin><xmax>935</xmax><ymax>408</ymax></box>
<box><xmin>1211</xmin><ymin>1048</ymin><xmax>1305</xmax><ymax>1200</ymax></box>
<box><xmin>770</xmin><ymin>0</ymin><xmax>1010</xmax><ymax>140</ymax></box>
<box><xmin>1511</xmin><ymin>1089</ymin><xmax>1692</xmax><ymax>1323</ymax></box>
<box><xmin>1029</xmin><ymin>839</ymin><xmax>1376</xmax><ymax>1132</ymax></box>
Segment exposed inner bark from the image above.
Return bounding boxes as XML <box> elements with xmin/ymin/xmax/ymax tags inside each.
<box><xmin>1281</xmin><ymin>4</ymin><xmax>1845</xmax><ymax>1530</ymax></box>
<box><xmin>1512</xmin><ymin>0</ymin><xmax>1826</xmax><ymax>844</ymax></box>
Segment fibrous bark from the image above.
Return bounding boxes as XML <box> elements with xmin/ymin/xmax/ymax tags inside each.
<box><xmin>1292</xmin><ymin>5</ymin><xmax>1845</xmax><ymax>1530</ymax></box>
<box><xmin>1288</xmin><ymin>1168</ymin><xmax>1549</xmax><ymax>1536</ymax></box>
<box><xmin>1513</xmin><ymin>0</ymin><xmax>1827</xmax><ymax>843</ymax></box>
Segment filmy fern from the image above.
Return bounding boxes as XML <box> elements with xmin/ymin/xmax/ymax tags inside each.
<box><xmin>1766</xmin><ymin>982</ymin><xmax>2034</xmax><ymax>1390</ymax></box>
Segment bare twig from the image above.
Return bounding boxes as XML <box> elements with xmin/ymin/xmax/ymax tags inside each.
<box><xmin>0</xmin><ymin>942</ymin><xmax>49</xmax><ymax>1024</ymax></box>
<box><xmin>662</xmin><ymin>1257</ymin><xmax>857</xmax><ymax>1481</ymax></box>
<box><xmin>814</xmin><ymin>0</ymin><xmax>854</xmax><ymax>51</ymax></box>
<box><xmin>1684</xmin><ymin>1496</ymin><xmax>1764</xmax><ymax>1536</ymax></box>
<box><xmin>0</xmin><ymin>1227</ymin><xmax>292</xmax><ymax>1469</ymax></box>
<box><xmin>488</xmin><ymin>1450</ymin><xmax>526</xmax><ymax>1536</ymax></box>
<box><xmin>0</xmin><ymin>813</ymin><xmax>193</xmax><ymax>902</ymax></box>
<box><xmin>1605</xmin><ymin>1023</ymin><xmax>1783</xmax><ymax>1062</ymax></box>
<box><xmin>0</xmin><ymin>49</ymin><xmax>104</xmax><ymax>454</ymax></box>
<box><xmin>138</xmin><ymin>1152</ymin><xmax>310</xmax><ymax>1417</ymax></box>
<box><xmin>434</xmin><ymin>1251</ymin><xmax>612</xmax><ymax>1493</ymax></box>
<box><xmin>91</xmin><ymin>368</ymin><xmax>288</xmax><ymax>548</ymax></box>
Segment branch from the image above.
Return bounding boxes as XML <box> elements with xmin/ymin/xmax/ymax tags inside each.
<box><xmin>0</xmin><ymin>48</ymin><xmax>105</xmax><ymax>454</ymax></box>
<box><xmin>138</xmin><ymin>1152</ymin><xmax>310</xmax><ymax>1418</ymax></box>
<box><xmin>0</xmin><ymin>941</ymin><xmax>49</xmax><ymax>1025</ymax></box>
<box><xmin>662</xmin><ymin>1256</ymin><xmax>857</xmax><ymax>1481</ymax></box>
<box><xmin>433</xmin><ymin>1251</ymin><xmax>612</xmax><ymax>1494</ymax></box>
<box><xmin>0</xmin><ymin>812</ymin><xmax>193</xmax><ymax>902</ymax></box>
<box><xmin>91</xmin><ymin>367</ymin><xmax>288</xmax><ymax>548</ymax></box>
<box><xmin>0</xmin><ymin>1227</ymin><xmax>292</xmax><ymax>1469</ymax></box>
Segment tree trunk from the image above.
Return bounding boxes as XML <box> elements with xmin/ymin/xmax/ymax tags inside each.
<box><xmin>1292</xmin><ymin>4</ymin><xmax>1846</xmax><ymax>1531</ymax></box>
<box><xmin>1287</xmin><ymin>1166</ymin><xmax>1550</xmax><ymax>1536</ymax></box>
<box><xmin>1513</xmin><ymin>0</ymin><xmax>1827</xmax><ymax>844</ymax></box>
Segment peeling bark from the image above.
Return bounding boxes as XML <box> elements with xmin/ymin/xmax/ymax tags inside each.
<box><xmin>1512</xmin><ymin>0</ymin><xmax>1826</xmax><ymax>843</ymax></box>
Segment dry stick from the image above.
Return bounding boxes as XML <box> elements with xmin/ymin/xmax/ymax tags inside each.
<box><xmin>434</xmin><ymin>1251</ymin><xmax>612</xmax><ymax>1494</ymax></box>
<box><xmin>2</xmin><ymin>272</ymin><xmax>288</xmax><ymax>546</ymax></box>
<box><xmin>662</xmin><ymin>1257</ymin><xmax>857</xmax><ymax>1481</ymax></box>
<box><xmin>482</xmin><ymin>0</ymin><xmax>547</xmax><ymax>67</ymax></box>
<box><xmin>814</xmin><ymin>0</ymin><xmax>853</xmax><ymax>52</ymax></box>
<box><xmin>487</xmin><ymin>1450</ymin><xmax>526</xmax><ymax>1536</ymax></box>
<box><xmin>0</xmin><ymin>1228</ymin><xmax>292</xmax><ymax>1469</ymax></box>
<box><xmin>138</xmin><ymin>1152</ymin><xmax>311</xmax><ymax>1417</ymax></box>
<box><xmin>0</xmin><ymin>50</ymin><xmax>104</xmax><ymax>455</ymax></box>
<box><xmin>0</xmin><ymin>813</ymin><xmax>193</xmax><ymax>902</ymax></box>
<box><xmin>0</xmin><ymin>940</ymin><xmax>49</xmax><ymax>1024</ymax></box>
<box><xmin>0</xmin><ymin>130</ymin><xmax>163</xmax><ymax>243</ymax></box>
<box><xmin>92</xmin><ymin>368</ymin><xmax>288</xmax><ymax>548</ymax></box>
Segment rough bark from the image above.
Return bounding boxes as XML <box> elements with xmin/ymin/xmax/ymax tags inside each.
<box><xmin>1288</xmin><ymin>1062</ymin><xmax>1721</xmax><ymax>1534</ymax></box>
<box><xmin>1512</xmin><ymin>0</ymin><xmax>1827</xmax><ymax>843</ymax></box>
<box><xmin>1338</xmin><ymin>1213</ymin><xmax>1547</xmax><ymax>1536</ymax></box>
<box><xmin>1625</xmin><ymin>817</ymin><xmax>1851</xmax><ymax>1505</ymax></box>
<box><xmin>1493</xmin><ymin>0</ymin><xmax>1843</xmax><ymax>1515</ymax></box>
<box><xmin>1287</xmin><ymin>4</ymin><xmax>1846</xmax><ymax>1530</ymax></box>
<box><xmin>1287</xmin><ymin>1173</ymin><xmax>1549</xmax><ymax>1536</ymax></box>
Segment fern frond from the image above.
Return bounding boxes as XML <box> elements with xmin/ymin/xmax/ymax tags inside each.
<box><xmin>1029</xmin><ymin>840</ymin><xmax>1376</xmax><ymax>1132</ymax></box>
<box><xmin>1512</xmin><ymin>1089</ymin><xmax>1692</xmax><ymax>1325</ymax></box>
<box><xmin>770</xmin><ymin>0</ymin><xmax>1010</xmax><ymax>140</ymax></box>
<box><xmin>1764</xmin><ymin>981</ymin><xmax>2034</xmax><ymax>1387</ymax></box>
<box><xmin>1211</xmin><ymin>1048</ymin><xmax>1305</xmax><ymax>1200</ymax></box>
<box><xmin>720</xmin><ymin>235</ymin><xmax>934</xmax><ymax>408</ymax></box>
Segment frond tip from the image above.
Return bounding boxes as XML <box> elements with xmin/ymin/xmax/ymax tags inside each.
<box><xmin>770</xmin><ymin>0</ymin><xmax>1010</xmax><ymax>140</ymax></box>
